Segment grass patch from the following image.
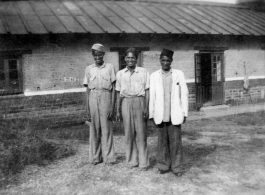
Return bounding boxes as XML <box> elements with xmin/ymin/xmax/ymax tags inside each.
<box><xmin>0</xmin><ymin>119</ymin><xmax>76</xmax><ymax>188</ymax></box>
<box><xmin>230</xmin><ymin>111</ymin><xmax>265</xmax><ymax>126</ymax></box>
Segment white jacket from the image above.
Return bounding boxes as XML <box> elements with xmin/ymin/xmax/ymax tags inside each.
<box><xmin>149</xmin><ymin>69</ymin><xmax>189</xmax><ymax>125</ymax></box>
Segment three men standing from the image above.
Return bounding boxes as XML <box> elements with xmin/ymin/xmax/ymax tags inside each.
<box><xmin>83</xmin><ymin>44</ymin><xmax>116</xmax><ymax>165</ymax></box>
<box><xmin>149</xmin><ymin>48</ymin><xmax>189</xmax><ymax>176</ymax></box>
<box><xmin>84</xmin><ymin>45</ymin><xmax>188</xmax><ymax>175</ymax></box>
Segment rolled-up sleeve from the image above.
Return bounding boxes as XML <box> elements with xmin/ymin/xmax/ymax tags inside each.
<box><xmin>83</xmin><ymin>67</ymin><xmax>88</xmax><ymax>87</ymax></box>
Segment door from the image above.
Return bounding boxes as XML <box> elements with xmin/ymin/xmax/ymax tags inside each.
<box><xmin>194</xmin><ymin>53</ymin><xmax>203</xmax><ymax>110</ymax></box>
<box><xmin>211</xmin><ymin>53</ymin><xmax>224</xmax><ymax>105</ymax></box>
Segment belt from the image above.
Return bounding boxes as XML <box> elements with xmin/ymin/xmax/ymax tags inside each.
<box><xmin>122</xmin><ymin>95</ymin><xmax>144</xmax><ymax>98</ymax></box>
<box><xmin>90</xmin><ymin>89</ymin><xmax>110</xmax><ymax>92</ymax></box>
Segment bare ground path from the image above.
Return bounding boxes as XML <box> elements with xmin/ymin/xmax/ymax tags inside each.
<box><xmin>1</xmin><ymin>114</ymin><xmax>265</xmax><ymax>195</ymax></box>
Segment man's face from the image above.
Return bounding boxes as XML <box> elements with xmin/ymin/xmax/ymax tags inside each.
<box><xmin>125</xmin><ymin>52</ymin><xmax>137</xmax><ymax>68</ymax></box>
<box><xmin>93</xmin><ymin>51</ymin><xmax>105</xmax><ymax>65</ymax></box>
<box><xmin>160</xmin><ymin>56</ymin><xmax>172</xmax><ymax>71</ymax></box>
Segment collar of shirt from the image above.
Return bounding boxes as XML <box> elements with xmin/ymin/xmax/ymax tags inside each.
<box><xmin>161</xmin><ymin>69</ymin><xmax>172</xmax><ymax>76</ymax></box>
<box><xmin>125</xmin><ymin>66</ymin><xmax>139</xmax><ymax>73</ymax></box>
<box><xmin>93</xmin><ymin>62</ymin><xmax>106</xmax><ymax>69</ymax></box>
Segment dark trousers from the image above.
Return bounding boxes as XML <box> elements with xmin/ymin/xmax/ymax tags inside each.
<box><xmin>156</xmin><ymin>122</ymin><xmax>183</xmax><ymax>173</ymax></box>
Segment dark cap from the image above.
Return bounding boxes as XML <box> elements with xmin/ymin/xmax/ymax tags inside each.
<box><xmin>125</xmin><ymin>47</ymin><xmax>138</xmax><ymax>58</ymax></box>
<box><xmin>160</xmin><ymin>48</ymin><xmax>174</xmax><ymax>59</ymax></box>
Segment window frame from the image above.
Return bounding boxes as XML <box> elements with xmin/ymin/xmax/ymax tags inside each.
<box><xmin>110</xmin><ymin>47</ymin><xmax>149</xmax><ymax>70</ymax></box>
<box><xmin>0</xmin><ymin>57</ymin><xmax>23</xmax><ymax>95</ymax></box>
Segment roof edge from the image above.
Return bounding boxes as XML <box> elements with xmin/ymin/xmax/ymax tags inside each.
<box><xmin>0</xmin><ymin>0</ymin><xmax>250</xmax><ymax>9</ymax></box>
<box><xmin>136</xmin><ymin>0</ymin><xmax>248</xmax><ymax>8</ymax></box>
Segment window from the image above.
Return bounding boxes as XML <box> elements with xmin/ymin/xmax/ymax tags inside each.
<box><xmin>0</xmin><ymin>56</ymin><xmax>23</xmax><ymax>95</ymax></box>
<box><xmin>110</xmin><ymin>47</ymin><xmax>149</xmax><ymax>70</ymax></box>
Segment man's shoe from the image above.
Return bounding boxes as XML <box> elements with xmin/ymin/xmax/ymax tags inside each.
<box><xmin>153</xmin><ymin>168</ymin><xmax>170</xmax><ymax>174</ymax></box>
<box><xmin>105</xmin><ymin>162</ymin><xmax>115</xmax><ymax>166</ymax></box>
<box><xmin>159</xmin><ymin>170</ymin><xmax>170</xmax><ymax>174</ymax></box>
<box><xmin>127</xmin><ymin>165</ymin><xmax>138</xmax><ymax>169</ymax></box>
<box><xmin>139</xmin><ymin>166</ymin><xmax>149</xmax><ymax>172</ymax></box>
<box><xmin>173</xmin><ymin>172</ymin><xmax>184</xmax><ymax>177</ymax></box>
<box><xmin>91</xmin><ymin>161</ymin><xmax>103</xmax><ymax>165</ymax></box>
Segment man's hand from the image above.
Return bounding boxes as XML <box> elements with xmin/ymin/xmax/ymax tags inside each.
<box><xmin>87</xmin><ymin>111</ymin><xmax>91</xmax><ymax>122</ymax></box>
<box><xmin>107</xmin><ymin>109</ymin><xmax>114</xmax><ymax>120</ymax></box>
<box><xmin>183</xmin><ymin>116</ymin><xmax>187</xmax><ymax>124</ymax></box>
<box><xmin>143</xmin><ymin>108</ymin><xmax>149</xmax><ymax>120</ymax></box>
<box><xmin>116</xmin><ymin>111</ymin><xmax>122</xmax><ymax>122</ymax></box>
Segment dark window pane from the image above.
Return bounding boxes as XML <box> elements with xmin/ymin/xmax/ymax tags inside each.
<box><xmin>0</xmin><ymin>60</ymin><xmax>4</xmax><ymax>70</ymax></box>
<box><xmin>213</xmin><ymin>69</ymin><xmax>217</xmax><ymax>75</ymax></box>
<box><xmin>0</xmin><ymin>72</ymin><xmax>5</xmax><ymax>80</ymax></box>
<box><xmin>9</xmin><ymin>70</ymin><xmax>18</xmax><ymax>79</ymax></box>
<box><xmin>9</xmin><ymin>79</ymin><xmax>19</xmax><ymax>89</ymax></box>
<box><xmin>9</xmin><ymin>60</ymin><xmax>17</xmax><ymax>70</ymax></box>
<box><xmin>213</xmin><ymin>63</ymin><xmax>217</xmax><ymax>69</ymax></box>
<box><xmin>0</xmin><ymin>80</ymin><xmax>5</xmax><ymax>89</ymax></box>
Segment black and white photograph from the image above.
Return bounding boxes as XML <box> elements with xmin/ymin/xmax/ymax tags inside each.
<box><xmin>0</xmin><ymin>0</ymin><xmax>265</xmax><ymax>194</ymax></box>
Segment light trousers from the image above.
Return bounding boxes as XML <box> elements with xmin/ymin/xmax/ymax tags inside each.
<box><xmin>89</xmin><ymin>90</ymin><xmax>115</xmax><ymax>164</ymax></box>
<box><xmin>121</xmin><ymin>97</ymin><xmax>149</xmax><ymax>168</ymax></box>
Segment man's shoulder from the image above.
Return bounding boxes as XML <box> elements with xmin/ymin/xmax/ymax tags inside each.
<box><xmin>117</xmin><ymin>67</ymin><xmax>126</xmax><ymax>74</ymax></box>
<box><xmin>85</xmin><ymin>64</ymin><xmax>95</xmax><ymax>71</ymax></box>
<box><xmin>105</xmin><ymin>62</ymin><xmax>114</xmax><ymax>68</ymax></box>
<box><xmin>150</xmin><ymin>70</ymin><xmax>160</xmax><ymax>77</ymax></box>
<box><xmin>172</xmin><ymin>69</ymin><xmax>184</xmax><ymax>75</ymax></box>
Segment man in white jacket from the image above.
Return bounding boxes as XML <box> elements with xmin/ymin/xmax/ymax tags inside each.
<box><xmin>149</xmin><ymin>48</ymin><xmax>189</xmax><ymax>176</ymax></box>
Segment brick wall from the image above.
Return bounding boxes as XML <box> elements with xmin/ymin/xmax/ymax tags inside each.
<box><xmin>1</xmin><ymin>34</ymin><xmax>265</xmax><ymax>122</ymax></box>
<box><xmin>141</xmin><ymin>49</ymin><xmax>265</xmax><ymax>110</ymax></box>
<box><xmin>23</xmin><ymin>51</ymin><xmax>119</xmax><ymax>92</ymax></box>
<box><xmin>224</xmin><ymin>50</ymin><xmax>265</xmax><ymax>78</ymax></box>
<box><xmin>1</xmin><ymin>46</ymin><xmax>119</xmax><ymax>124</ymax></box>
<box><xmin>224</xmin><ymin>49</ymin><xmax>265</xmax><ymax>105</ymax></box>
<box><xmin>0</xmin><ymin>92</ymin><xmax>87</xmax><ymax>128</ymax></box>
<box><xmin>225</xmin><ymin>79</ymin><xmax>265</xmax><ymax>105</ymax></box>
<box><xmin>142</xmin><ymin>51</ymin><xmax>196</xmax><ymax>79</ymax></box>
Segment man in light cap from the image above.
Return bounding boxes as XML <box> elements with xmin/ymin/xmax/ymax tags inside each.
<box><xmin>83</xmin><ymin>43</ymin><xmax>116</xmax><ymax>165</ymax></box>
<box><xmin>116</xmin><ymin>47</ymin><xmax>150</xmax><ymax>170</ymax></box>
<box><xmin>149</xmin><ymin>48</ymin><xmax>189</xmax><ymax>176</ymax></box>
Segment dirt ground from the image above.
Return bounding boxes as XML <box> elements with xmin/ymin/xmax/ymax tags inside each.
<box><xmin>1</xmin><ymin>113</ymin><xmax>265</xmax><ymax>195</ymax></box>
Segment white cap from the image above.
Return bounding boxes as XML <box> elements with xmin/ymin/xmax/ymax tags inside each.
<box><xmin>91</xmin><ymin>43</ymin><xmax>104</xmax><ymax>52</ymax></box>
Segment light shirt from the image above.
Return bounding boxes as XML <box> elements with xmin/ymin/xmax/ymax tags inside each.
<box><xmin>83</xmin><ymin>63</ymin><xmax>116</xmax><ymax>91</ymax></box>
<box><xmin>162</xmin><ymin>69</ymin><xmax>172</xmax><ymax>122</ymax></box>
<box><xmin>116</xmin><ymin>66</ymin><xmax>150</xmax><ymax>97</ymax></box>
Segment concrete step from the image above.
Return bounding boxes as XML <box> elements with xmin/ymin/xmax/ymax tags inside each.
<box><xmin>199</xmin><ymin>105</ymin><xmax>230</xmax><ymax>112</ymax></box>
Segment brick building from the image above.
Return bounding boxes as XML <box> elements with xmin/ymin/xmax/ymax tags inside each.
<box><xmin>1</xmin><ymin>0</ymin><xmax>265</xmax><ymax>121</ymax></box>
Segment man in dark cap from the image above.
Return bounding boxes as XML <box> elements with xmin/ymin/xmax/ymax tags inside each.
<box><xmin>116</xmin><ymin>47</ymin><xmax>150</xmax><ymax>170</ymax></box>
<box><xmin>83</xmin><ymin>43</ymin><xmax>116</xmax><ymax>165</ymax></box>
<box><xmin>149</xmin><ymin>48</ymin><xmax>189</xmax><ymax>176</ymax></box>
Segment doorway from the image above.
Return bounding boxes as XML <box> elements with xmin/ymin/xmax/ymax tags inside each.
<box><xmin>195</xmin><ymin>52</ymin><xmax>224</xmax><ymax>109</ymax></box>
